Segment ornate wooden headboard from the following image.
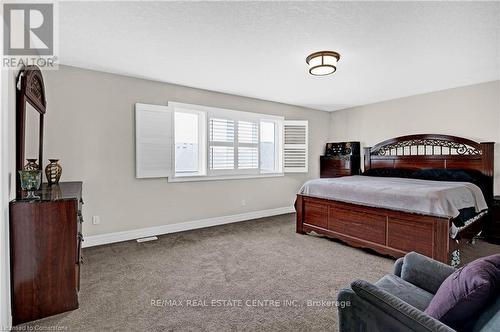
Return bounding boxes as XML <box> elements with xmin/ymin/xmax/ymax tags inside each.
<box><xmin>364</xmin><ymin>134</ymin><xmax>494</xmax><ymax>201</ymax></box>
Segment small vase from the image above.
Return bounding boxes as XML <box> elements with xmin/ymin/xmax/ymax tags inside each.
<box><xmin>45</xmin><ymin>159</ymin><xmax>62</xmax><ymax>185</ymax></box>
<box><xmin>18</xmin><ymin>170</ymin><xmax>41</xmax><ymax>198</ymax></box>
<box><xmin>24</xmin><ymin>159</ymin><xmax>39</xmax><ymax>171</ymax></box>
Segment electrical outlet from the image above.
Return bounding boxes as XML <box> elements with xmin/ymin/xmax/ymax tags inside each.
<box><xmin>241</xmin><ymin>199</ymin><xmax>246</xmax><ymax>206</ymax></box>
<box><xmin>92</xmin><ymin>216</ymin><xmax>101</xmax><ymax>225</ymax></box>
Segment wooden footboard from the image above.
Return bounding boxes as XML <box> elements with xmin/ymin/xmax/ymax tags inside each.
<box><xmin>296</xmin><ymin>194</ymin><xmax>452</xmax><ymax>263</ymax></box>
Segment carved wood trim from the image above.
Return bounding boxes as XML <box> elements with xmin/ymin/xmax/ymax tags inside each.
<box><xmin>370</xmin><ymin>134</ymin><xmax>482</xmax><ymax>156</ymax></box>
<box><xmin>21</xmin><ymin>65</ymin><xmax>47</xmax><ymax>114</ymax></box>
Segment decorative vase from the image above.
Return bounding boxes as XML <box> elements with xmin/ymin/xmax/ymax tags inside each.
<box><xmin>24</xmin><ymin>158</ymin><xmax>39</xmax><ymax>171</ymax></box>
<box><xmin>18</xmin><ymin>170</ymin><xmax>42</xmax><ymax>198</ymax></box>
<box><xmin>45</xmin><ymin>159</ymin><xmax>62</xmax><ymax>185</ymax></box>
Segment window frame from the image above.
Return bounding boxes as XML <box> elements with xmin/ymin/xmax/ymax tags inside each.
<box><xmin>172</xmin><ymin>106</ymin><xmax>207</xmax><ymax>178</ymax></box>
<box><xmin>168</xmin><ymin>102</ymin><xmax>284</xmax><ymax>182</ymax></box>
<box><xmin>260</xmin><ymin>119</ymin><xmax>284</xmax><ymax>174</ymax></box>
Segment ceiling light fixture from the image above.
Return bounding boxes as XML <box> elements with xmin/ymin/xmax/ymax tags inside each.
<box><xmin>306</xmin><ymin>51</ymin><xmax>341</xmax><ymax>76</ymax></box>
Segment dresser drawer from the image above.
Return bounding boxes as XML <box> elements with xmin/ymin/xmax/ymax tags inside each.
<box><xmin>320</xmin><ymin>169</ymin><xmax>352</xmax><ymax>178</ymax></box>
<box><xmin>320</xmin><ymin>153</ymin><xmax>360</xmax><ymax>178</ymax></box>
<box><xmin>321</xmin><ymin>159</ymin><xmax>350</xmax><ymax>169</ymax></box>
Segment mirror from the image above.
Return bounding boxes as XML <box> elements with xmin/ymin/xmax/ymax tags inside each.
<box><xmin>16</xmin><ymin>66</ymin><xmax>46</xmax><ymax>196</ymax></box>
<box><xmin>24</xmin><ymin>102</ymin><xmax>40</xmax><ymax>162</ymax></box>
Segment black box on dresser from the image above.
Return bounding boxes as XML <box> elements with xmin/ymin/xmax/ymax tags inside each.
<box><xmin>9</xmin><ymin>181</ymin><xmax>84</xmax><ymax>325</ymax></box>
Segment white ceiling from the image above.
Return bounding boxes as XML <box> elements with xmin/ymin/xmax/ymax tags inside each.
<box><xmin>59</xmin><ymin>1</ymin><xmax>500</xmax><ymax>112</ymax></box>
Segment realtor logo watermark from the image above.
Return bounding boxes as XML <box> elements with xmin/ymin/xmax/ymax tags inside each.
<box><xmin>3</xmin><ymin>2</ymin><xmax>58</xmax><ymax>69</ymax></box>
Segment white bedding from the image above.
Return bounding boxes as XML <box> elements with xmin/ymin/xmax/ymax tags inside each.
<box><xmin>299</xmin><ymin>176</ymin><xmax>488</xmax><ymax>219</ymax></box>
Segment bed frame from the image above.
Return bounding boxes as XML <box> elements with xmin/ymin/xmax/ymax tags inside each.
<box><xmin>296</xmin><ymin>134</ymin><xmax>494</xmax><ymax>265</ymax></box>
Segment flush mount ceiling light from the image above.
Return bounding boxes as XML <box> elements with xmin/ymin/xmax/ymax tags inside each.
<box><xmin>306</xmin><ymin>51</ymin><xmax>341</xmax><ymax>76</ymax></box>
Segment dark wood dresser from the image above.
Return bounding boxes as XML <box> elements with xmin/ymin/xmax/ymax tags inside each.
<box><xmin>9</xmin><ymin>182</ymin><xmax>83</xmax><ymax>325</ymax></box>
<box><xmin>484</xmin><ymin>196</ymin><xmax>500</xmax><ymax>244</ymax></box>
<box><xmin>320</xmin><ymin>142</ymin><xmax>361</xmax><ymax>178</ymax></box>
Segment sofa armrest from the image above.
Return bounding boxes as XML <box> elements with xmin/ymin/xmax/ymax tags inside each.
<box><xmin>400</xmin><ymin>252</ymin><xmax>456</xmax><ymax>294</ymax></box>
<box><xmin>394</xmin><ymin>257</ymin><xmax>404</xmax><ymax>277</ymax></box>
<box><xmin>351</xmin><ymin>280</ymin><xmax>455</xmax><ymax>332</ymax></box>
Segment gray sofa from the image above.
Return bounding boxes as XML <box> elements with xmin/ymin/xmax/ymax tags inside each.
<box><xmin>337</xmin><ymin>252</ymin><xmax>500</xmax><ymax>332</ymax></box>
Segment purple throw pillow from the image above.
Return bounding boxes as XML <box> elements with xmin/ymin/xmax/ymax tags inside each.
<box><xmin>424</xmin><ymin>254</ymin><xmax>500</xmax><ymax>330</ymax></box>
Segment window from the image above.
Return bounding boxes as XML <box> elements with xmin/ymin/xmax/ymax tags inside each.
<box><xmin>237</xmin><ymin>121</ymin><xmax>258</xmax><ymax>170</ymax></box>
<box><xmin>168</xmin><ymin>103</ymin><xmax>284</xmax><ymax>181</ymax></box>
<box><xmin>208</xmin><ymin>118</ymin><xmax>260</xmax><ymax>173</ymax></box>
<box><xmin>260</xmin><ymin>121</ymin><xmax>276</xmax><ymax>172</ymax></box>
<box><xmin>209</xmin><ymin>118</ymin><xmax>235</xmax><ymax>171</ymax></box>
<box><xmin>173</xmin><ymin>108</ymin><xmax>206</xmax><ymax>177</ymax></box>
<box><xmin>136</xmin><ymin>103</ymin><xmax>306</xmax><ymax>180</ymax></box>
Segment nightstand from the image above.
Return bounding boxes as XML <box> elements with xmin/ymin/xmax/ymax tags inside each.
<box><xmin>320</xmin><ymin>142</ymin><xmax>361</xmax><ymax>178</ymax></box>
<box><xmin>484</xmin><ymin>196</ymin><xmax>500</xmax><ymax>244</ymax></box>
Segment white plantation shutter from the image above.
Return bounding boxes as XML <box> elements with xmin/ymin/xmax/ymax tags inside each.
<box><xmin>284</xmin><ymin>120</ymin><xmax>308</xmax><ymax>173</ymax></box>
<box><xmin>238</xmin><ymin>121</ymin><xmax>258</xmax><ymax>144</ymax></box>
<box><xmin>209</xmin><ymin>118</ymin><xmax>235</xmax><ymax>170</ymax></box>
<box><xmin>237</xmin><ymin>121</ymin><xmax>259</xmax><ymax>169</ymax></box>
<box><xmin>209</xmin><ymin>118</ymin><xmax>261</xmax><ymax>172</ymax></box>
<box><xmin>238</xmin><ymin>147</ymin><xmax>258</xmax><ymax>169</ymax></box>
<box><xmin>210</xmin><ymin>118</ymin><xmax>235</xmax><ymax>142</ymax></box>
<box><xmin>135</xmin><ymin>103</ymin><xmax>173</xmax><ymax>178</ymax></box>
<box><xmin>209</xmin><ymin>146</ymin><xmax>234</xmax><ymax>170</ymax></box>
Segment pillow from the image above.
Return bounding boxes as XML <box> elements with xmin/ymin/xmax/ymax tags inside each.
<box><xmin>362</xmin><ymin>168</ymin><xmax>416</xmax><ymax>178</ymax></box>
<box><xmin>424</xmin><ymin>254</ymin><xmax>500</xmax><ymax>330</ymax></box>
<box><xmin>412</xmin><ymin>169</ymin><xmax>477</xmax><ymax>182</ymax></box>
<box><xmin>411</xmin><ymin>169</ymin><xmax>490</xmax><ymax>200</ymax></box>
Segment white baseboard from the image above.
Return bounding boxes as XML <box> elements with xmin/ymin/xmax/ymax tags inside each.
<box><xmin>83</xmin><ymin>206</ymin><xmax>295</xmax><ymax>248</ymax></box>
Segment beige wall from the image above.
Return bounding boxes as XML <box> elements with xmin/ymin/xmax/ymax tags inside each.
<box><xmin>330</xmin><ymin>81</ymin><xmax>500</xmax><ymax>194</ymax></box>
<box><xmin>38</xmin><ymin>65</ymin><xmax>330</xmax><ymax>236</ymax></box>
<box><xmin>10</xmin><ymin>66</ymin><xmax>499</xmax><ymax>238</ymax></box>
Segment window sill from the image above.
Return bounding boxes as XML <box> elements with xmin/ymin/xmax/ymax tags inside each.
<box><xmin>167</xmin><ymin>173</ymin><xmax>284</xmax><ymax>183</ymax></box>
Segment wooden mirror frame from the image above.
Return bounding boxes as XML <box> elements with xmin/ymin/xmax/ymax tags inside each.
<box><xmin>16</xmin><ymin>65</ymin><xmax>47</xmax><ymax>194</ymax></box>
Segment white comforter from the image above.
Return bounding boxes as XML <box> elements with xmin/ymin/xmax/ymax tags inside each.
<box><xmin>299</xmin><ymin>176</ymin><xmax>488</xmax><ymax>219</ymax></box>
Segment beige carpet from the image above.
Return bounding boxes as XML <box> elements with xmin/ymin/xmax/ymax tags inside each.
<box><xmin>19</xmin><ymin>213</ymin><xmax>499</xmax><ymax>331</ymax></box>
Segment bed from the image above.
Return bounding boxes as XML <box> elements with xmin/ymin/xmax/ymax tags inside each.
<box><xmin>295</xmin><ymin>134</ymin><xmax>494</xmax><ymax>265</ymax></box>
